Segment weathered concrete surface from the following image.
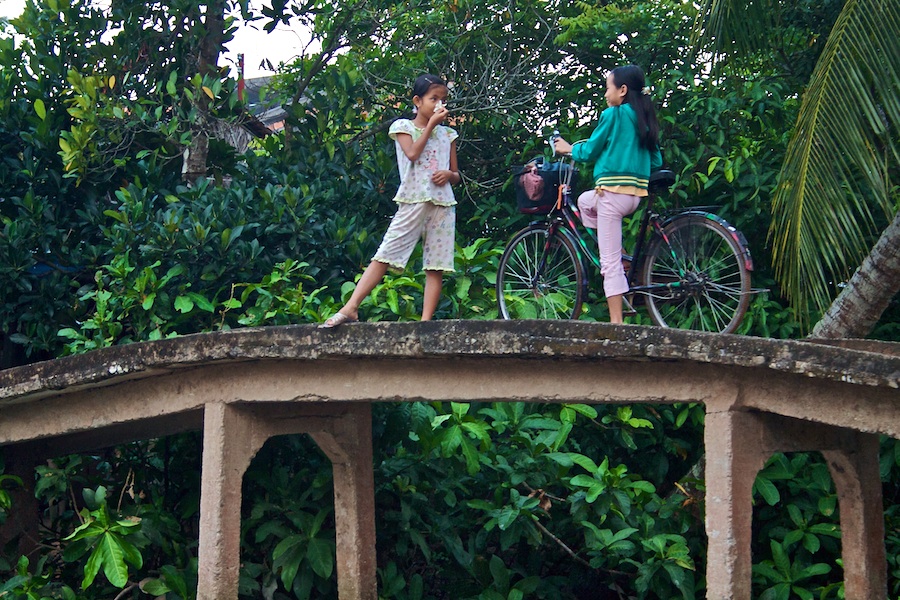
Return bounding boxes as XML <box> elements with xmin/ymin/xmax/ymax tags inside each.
<box><xmin>0</xmin><ymin>320</ymin><xmax>898</xmax><ymax>599</ymax></box>
<box><xmin>1</xmin><ymin>321</ymin><xmax>897</xmax><ymax>447</ymax></box>
<box><xmin>2</xmin><ymin>321</ymin><xmax>897</xmax><ymax>404</ymax></box>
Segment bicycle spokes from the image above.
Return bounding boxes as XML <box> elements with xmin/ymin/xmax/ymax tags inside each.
<box><xmin>497</xmin><ymin>226</ymin><xmax>585</xmax><ymax>320</ymax></box>
<box><xmin>641</xmin><ymin>216</ymin><xmax>750</xmax><ymax>333</ymax></box>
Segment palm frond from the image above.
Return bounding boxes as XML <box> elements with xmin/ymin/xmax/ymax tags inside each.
<box><xmin>769</xmin><ymin>0</ymin><xmax>900</xmax><ymax>320</ymax></box>
<box><xmin>691</xmin><ymin>0</ymin><xmax>779</xmax><ymax>57</ymax></box>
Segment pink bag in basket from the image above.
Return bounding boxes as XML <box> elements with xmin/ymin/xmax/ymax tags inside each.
<box><xmin>520</xmin><ymin>164</ymin><xmax>545</xmax><ymax>201</ymax></box>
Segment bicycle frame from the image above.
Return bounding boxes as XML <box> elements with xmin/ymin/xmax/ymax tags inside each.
<box><xmin>536</xmin><ymin>179</ymin><xmax>660</xmax><ymax>300</ymax></box>
<box><xmin>533</xmin><ymin>171</ymin><xmax>753</xmax><ymax>303</ymax></box>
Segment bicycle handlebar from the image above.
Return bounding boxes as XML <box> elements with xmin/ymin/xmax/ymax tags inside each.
<box><xmin>548</xmin><ymin>129</ymin><xmax>561</xmax><ymax>150</ymax></box>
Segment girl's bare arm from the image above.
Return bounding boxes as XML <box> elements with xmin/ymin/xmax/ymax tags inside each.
<box><xmin>394</xmin><ymin>108</ymin><xmax>449</xmax><ymax>162</ymax></box>
<box><xmin>431</xmin><ymin>140</ymin><xmax>460</xmax><ymax>186</ymax></box>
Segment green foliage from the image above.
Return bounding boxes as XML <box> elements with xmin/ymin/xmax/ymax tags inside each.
<box><xmin>0</xmin><ymin>555</ymin><xmax>76</xmax><ymax>600</ymax></box>
<box><xmin>751</xmin><ymin>453</ymin><xmax>845</xmax><ymax>598</ymax></box>
<box><xmin>1</xmin><ymin>437</ymin><xmax>202</xmax><ymax>598</ymax></box>
<box><xmin>2</xmin><ymin>0</ymin><xmax>898</xmax><ymax>598</ymax></box>
<box><xmin>364</xmin><ymin>400</ymin><xmax>706</xmax><ymax>598</ymax></box>
<box><xmin>694</xmin><ymin>0</ymin><xmax>900</xmax><ymax>332</ymax></box>
<box><xmin>239</xmin><ymin>435</ymin><xmax>338</xmax><ymax>599</ymax></box>
<box><xmin>63</xmin><ymin>487</ymin><xmax>144</xmax><ymax>589</ymax></box>
<box><xmin>769</xmin><ymin>0</ymin><xmax>900</xmax><ymax>320</ymax></box>
<box><xmin>752</xmin><ymin>540</ymin><xmax>832</xmax><ymax>600</ymax></box>
<box><xmin>0</xmin><ymin>474</ymin><xmax>22</xmax><ymax>520</ymax></box>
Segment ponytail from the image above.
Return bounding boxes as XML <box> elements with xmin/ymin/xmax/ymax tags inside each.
<box><xmin>611</xmin><ymin>65</ymin><xmax>659</xmax><ymax>151</ymax></box>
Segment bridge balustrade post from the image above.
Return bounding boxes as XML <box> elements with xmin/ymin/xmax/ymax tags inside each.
<box><xmin>309</xmin><ymin>403</ymin><xmax>377</xmax><ymax>600</ymax></box>
<box><xmin>704</xmin><ymin>409</ymin><xmax>770</xmax><ymax>600</ymax></box>
<box><xmin>706</xmin><ymin>409</ymin><xmax>888</xmax><ymax>599</ymax></box>
<box><xmin>823</xmin><ymin>432</ymin><xmax>887</xmax><ymax>599</ymax></box>
<box><xmin>196</xmin><ymin>401</ymin><xmax>376</xmax><ymax>600</ymax></box>
<box><xmin>197</xmin><ymin>403</ymin><xmax>268</xmax><ymax>600</ymax></box>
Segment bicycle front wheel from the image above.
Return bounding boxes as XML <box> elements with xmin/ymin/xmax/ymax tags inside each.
<box><xmin>497</xmin><ymin>225</ymin><xmax>586</xmax><ymax>320</ymax></box>
<box><xmin>640</xmin><ymin>215</ymin><xmax>750</xmax><ymax>333</ymax></box>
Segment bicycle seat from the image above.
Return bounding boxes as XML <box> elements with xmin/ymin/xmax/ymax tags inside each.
<box><xmin>649</xmin><ymin>170</ymin><xmax>676</xmax><ymax>194</ymax></box>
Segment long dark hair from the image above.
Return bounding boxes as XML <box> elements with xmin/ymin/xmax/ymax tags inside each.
<box><xmin>611</xmin><ymin>65</ymin><xmax>659</xmax><ymax>151</ymax></box>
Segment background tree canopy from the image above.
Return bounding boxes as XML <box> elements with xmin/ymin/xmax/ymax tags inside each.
<box><xmin>1</xmin><ymin>0</ymin><xmax>898</xmax><ymax>598</ymax></box>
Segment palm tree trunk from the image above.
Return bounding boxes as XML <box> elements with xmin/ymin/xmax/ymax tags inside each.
<box><xmin>810</xmin><ymin>211</ymin><xmax>900</xmax><ymax>339</ymax></box>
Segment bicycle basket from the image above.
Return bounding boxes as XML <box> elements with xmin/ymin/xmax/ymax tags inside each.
<box><xmin>511</xmin><ymin>158</ymin><xmax>577</xmax><ymax>214</ymax></box>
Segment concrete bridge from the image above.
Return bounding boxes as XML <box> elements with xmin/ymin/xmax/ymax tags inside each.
<box><xmin>0</xmin><ymin>321</ymin><xmax>898</xmax><ymax>599</ymax></box>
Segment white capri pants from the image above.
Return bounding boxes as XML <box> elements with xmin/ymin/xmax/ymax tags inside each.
<box><xmin>372</xmin><ymin>201</ymin><xmax>456</xmax><ymax>274</ymax></box>
<box><xmin>577</xmin><ymin>189</ymin><xmax>641</xmax><ymax>298</ymax></box>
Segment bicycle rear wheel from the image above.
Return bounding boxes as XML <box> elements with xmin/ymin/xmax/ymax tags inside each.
<box><xmin>640</xmin><ymin>215</ymin><xmax>750</xmax><ymax>333</ymax></box>
<box><xmin>497</xmin><ymin>225</ymin><xmax>586</xmax><ymax>320</ymax></box>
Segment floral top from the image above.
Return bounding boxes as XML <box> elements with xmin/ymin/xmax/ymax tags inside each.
<box><xmin>388</xmin><ymin>119</ymin><xmax>458</xmax><ymax>206</ymax></box>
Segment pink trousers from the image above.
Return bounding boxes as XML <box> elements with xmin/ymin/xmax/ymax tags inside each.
<box><xmin>577</xmin><ymin>189</ymin><xmax>641</xmax><ymax>298</ymax></box>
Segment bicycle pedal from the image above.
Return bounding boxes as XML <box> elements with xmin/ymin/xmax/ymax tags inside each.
<box><xmin>623</xmin><ymin>296</ymin><xmax>637</xmax><ymax>317</ymax></box>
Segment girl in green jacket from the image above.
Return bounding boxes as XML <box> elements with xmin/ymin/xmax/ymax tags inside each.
<box><xmin>554</xmin><ymin>64</ymin><xmax>662</xmax><ymax>323</ymax></box>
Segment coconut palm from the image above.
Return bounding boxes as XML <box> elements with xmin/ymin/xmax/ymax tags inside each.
<box><xmin>694</xmin><ymin>0</ymin><xmax>900</xmax><ymax>338</ymax></box>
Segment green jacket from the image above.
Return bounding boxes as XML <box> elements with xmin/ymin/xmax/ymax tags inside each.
<box><xmin>571</xmin><ymin>103</ymin><xmax>662</xmax><ymax>191</ymax></box>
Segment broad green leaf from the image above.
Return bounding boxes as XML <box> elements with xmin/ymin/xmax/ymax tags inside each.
<box><xmin>793</xmin><ymin>586</ymin><xmax>814</xmax><ymax>600</ymax></box>
<box><xmin>455</xmin><ymin>276</ymin><xmax>472</xmax><ymax>300</ymax></box>
<box><xmin>306</xmin><ymin>537</ymin><xmax>334</xmax><ymax>579</ymax></box>
<box><xmin>663</xmin><ymin>561</ymin><xmax>696</xmax><ymax>599</ymax></box>
<box><xmin>565</xmin><ymin>403</ymin><xmax>598</xmax><ymax>419</ymax></box>
<box><xmin>496</xmin><ymin>506</ymin><xmax>518</xmax><ymax>530</ymax></box>
<box><xmin>568</xmin><ymin>453</ymin><xmax>599</xmax><ymax>473</ymax></box>
<box><xmin>627</xmin><ymin>480</ymin><xmax>656</xmax><ymax>494</ymax></box>
<box><xmin>783</xmin><ymin>529</ymin><xmax>804</xmax><ymax>546</ymax></box>
<box><xmin>187</xmin><ymin>292</ymin><xmax>216</xmax><ymax>312</ymax></box>
<box><xmin>798</xmin><ymin>562</ymin><xmax>831</xmax><ymax>578</ymax></box>
<box><xmin>98</xmin><ymin>532</ymin><xmax>130</xmax><ymax>587</ymax></box>
<box><xmin>272</xmin><ymin>534</ymin><xmax>305</xmax><ymax>562</ymax></box>
<box><xmin>451</xmin><ymin>402</ymin><xmax>470</xmax><ymax>419</ymax></box>
<box><xmin>140</xmin><ymin>578</ymin><xmax>171</xmax><ymax>594</ymax></box>
<box><xmin>174</xmin><ymin>295</ymin><xmax>194</xmax><ymax>313</ymax></box>
<box><xmin>514</xmin><ymin>575</ymin><xmax>542</xmax><ymax>594</ymax></box>
<box><xmin>273</xmin><ymin>535</ymin><xmax>305</xmax><ymax>589</ymax></box>
<box><xmin>431</xmin><ymin>415</ymin><xmax>453</xmax><ymax>429</ymax></box>
<box><xmin>809</xmin><ymin>522</ymin><xmax>840</xmax><ymax>538</ymax></box>
<box><xmin>488</xmin><ymin>554</ymin><xmax>508</xmax><ymax>590</ymax></box>
<box><xmin>585</xmin><ymin>483</ymin><xmax>605</xmax><ymax>503</ymax></box>
<box><xmin>460</xmin><ymin>436</ymin><xmax>480</xmax><ymax>474</ymax></box>
<box><xmin>0</xmin><ymin>575</ymin><xmax>30</xmax><ymax>594</ymax></box>
<box><xmin>570</xmin><ymin>474</ymin><xmax>598</xmax><ymax>488</ymax></box>
<box><xmin>801</xmin><ymin>532</ymin><xmax>820</xmax><ymax>554</ymax></box>
<box><xmin>753</xmin><ymin>477</ymin><xmax>780</xmax><ymax>506</ymax></box>
<box><xmin>461</xmin><ymin>421</ymin><xmax>490</xmax><ymax>445</ymax></box>
<box><xmin>441</xmin><ymin>425</ymin><xmax>464</xmax><ymax>453</ymax></box>
<box><xmin>544</xmin><ymin>452</ymin><xmax>574</xmax><ymax>467</ymax></box>
<box><xmin>82</xmin><ymin>544</ymin><xmax>103</xmax><ymax>589</ymax></box>
<box><xmin>770</xmin><ymin>540</ymin><xmax>790</xmax><ymax>575</ymax></box>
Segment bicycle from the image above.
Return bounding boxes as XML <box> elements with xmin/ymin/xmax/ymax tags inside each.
<box><xmin>496</xmin><ymin>153</ymin><xmax>754</xmax><ymax>334</ymax></box>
